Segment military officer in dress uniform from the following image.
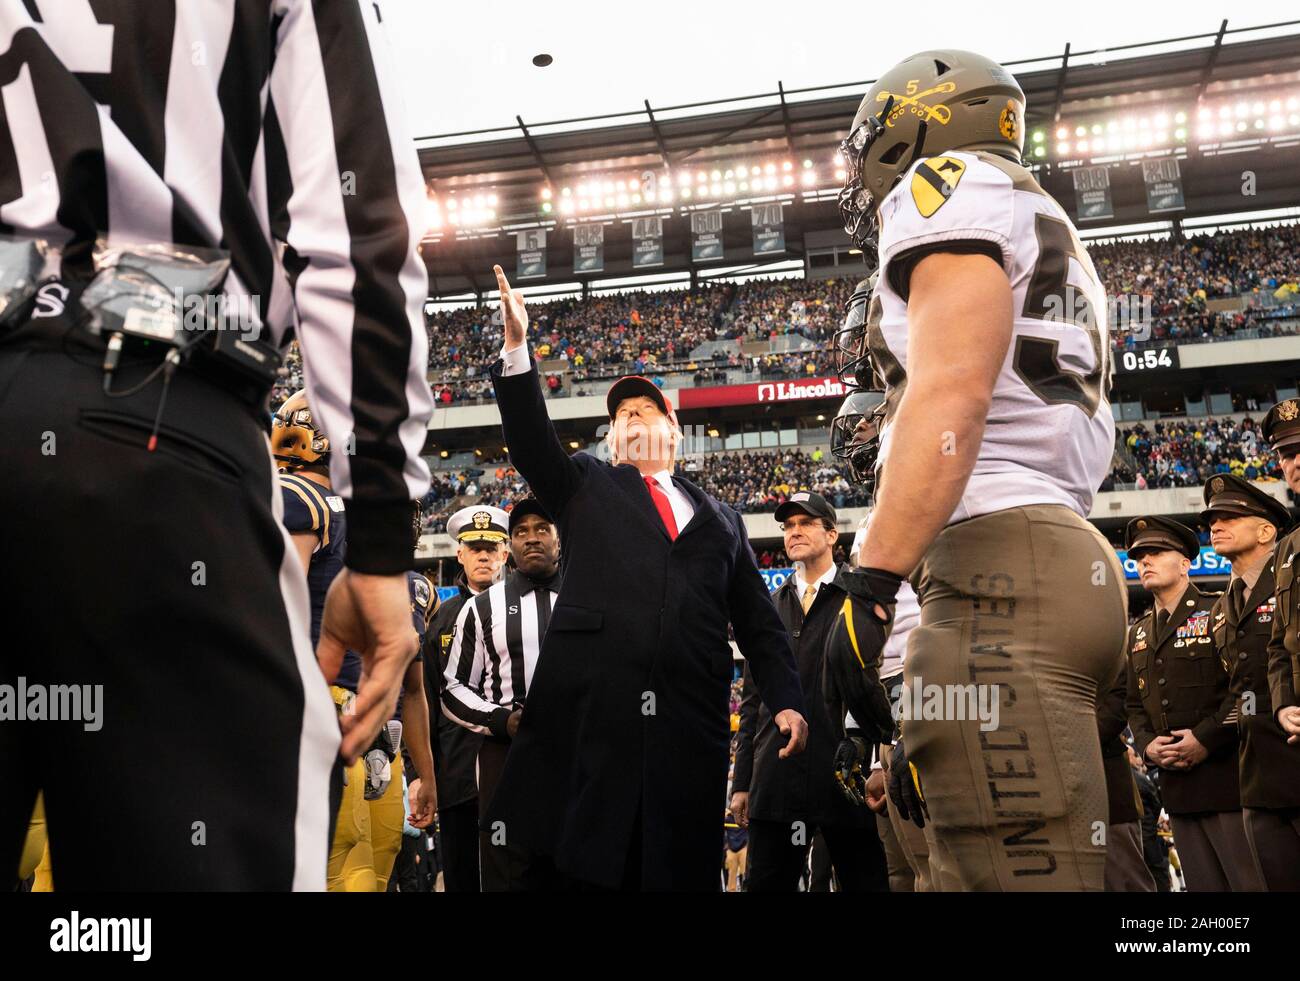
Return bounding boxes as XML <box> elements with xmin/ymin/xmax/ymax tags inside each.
<box><xmin>1265</xmin><ymin>399</ymin><xmax>1300</xmax><ymax>743</ymax></box>
<box><xmin>1255</xmin><ymin>399</ymin><xmax>1300</xmax><ymax>884</ymax></box>
<box><xmin>426</xmin><ymin>505</ymin><xmax>510</xmax><ymax>891</ymax></box>
<box><xmin>1202</xmin><ymin>473</ymin><xmax>1298</xmax><ymax>889</ymax></box>
<box><xmin>1122</xmin><ymin>516</ymin><xmax>1261</xmax><ymax>891</ymax></box>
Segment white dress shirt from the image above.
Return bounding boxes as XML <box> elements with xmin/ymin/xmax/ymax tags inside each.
<box><xmin>501</xmin><ymin>342</ymin><xmax>694</xmax><ymax>531</ymax></box>
<box><xmin>643</xmin><ymin>469</ymin><xmax>695</xmax><ymax>533</ymax></box>
<box><xmin>793</xmin><ymin>562</ymin><xmax>838</xmax><ymax>608</ymax></box>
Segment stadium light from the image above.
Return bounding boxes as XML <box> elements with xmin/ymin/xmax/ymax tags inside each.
<box><xmin>540</xmin><ymin>187</ymin><xmax>552</xmax><ymax>200</ymax></box>
<box><xmin>802</xmin><ymin>159</ymin><xmax>812</xmax><ymax>168</ymax></box>
<box><xmin>800</xmin><ymin>170</ymin><xmax>815</xmax><ymax>186</ymax></box>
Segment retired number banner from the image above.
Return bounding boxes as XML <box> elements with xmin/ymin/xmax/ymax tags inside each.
<box><xmin>574</xmin><ymin>223</ymin><xmax>604</xmax><ymax>274</ymax></box>
<box><xmin>1072</xmin><ymin>165</ymin><xmax>1114</xmax><ymax>221</ymax></box>
<box><xmin>751</xmin><ymin>202</ymin><xmax>785</xmax><ymax>255</ymax></box>
<box><xmin>691</xmin><ymin>209</ymin><xmax>724</xmax><ymax>263</ymax></box>
<box><xmin>632</xmin><ymin>216</ymin><xmax>663</xmax><ymax>268</ymax></box>
<box><xmin>516</xmin><ymin>228</ymin><xmax>547</xmax><ymax>280</ymax></box>
<box><xmin>1142</xmin><ymin>158</ymin><xmax>1185</xmax><ymax>214</ymax></box>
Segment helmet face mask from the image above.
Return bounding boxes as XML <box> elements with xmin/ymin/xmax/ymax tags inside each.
<box><xmin>836</xmin><ymin>98</ymin><xmax>894</xmax><ymax>255</ymax></box>
<box><xmin>840</xmin><ymin>50</ymin><xmax>1026</xmax><ymax>255</ymax></box>
<box><xmin>271</xmin><ymin>390</ymin><xmax>330</xmax><ymax>470</ymax></box>
<box><xmin>832</xmin><ymin>275</ymin><xmax>879</xmax><ymax>388</ymax></box>
<box><xmin>831</xmin><ymin>390</ymin><xmax>886</xmax><ymax>496</ymax></box>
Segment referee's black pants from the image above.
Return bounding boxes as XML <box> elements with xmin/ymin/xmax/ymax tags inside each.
<box><xmin>0</xmin><ymin>318</ymin><xmax>340</xmax><ymax>890</ymax></box>
<box><xmin>745</xmin><ymin>817</ymin><xmax>888</xmax><ymax>892</ymax></box>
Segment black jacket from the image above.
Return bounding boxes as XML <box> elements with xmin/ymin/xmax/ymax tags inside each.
<box><xmin>733</xmin><ymin>564</ymin><xmax>871</xmax><ymax>829</ymax></box>
<box><xmin>1125</xmin><ymin>583</ymin><xmax>1240</xmax><ymax>815</ymax></box>
<box><xmin>1214</xmin><ymin>560</ymin><xmax>1300</xmax><ymax>809</ymax></box>
<box><xmin>483</xmin><ymin>361</ymin><xmax>804</xmax><ymax>891</ymax></box>
<box><xmin>425</xmin><ymin>577</ymin><xmax>483</xmax><ymax>809</ymax></box>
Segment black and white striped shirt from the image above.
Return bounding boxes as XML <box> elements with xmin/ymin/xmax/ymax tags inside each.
<box><xmin>0</xmin><ymin>0</ymin><xmax>431</xmax><ymax>571</ymax></box>
<box><xmin>442</xmin><ymin>569</ymin><xmax>559</xmax><ymax>739</ymax></box>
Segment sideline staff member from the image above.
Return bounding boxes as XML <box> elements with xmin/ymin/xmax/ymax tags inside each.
<box><xmin>0</xmin><ymin>3</ymin><xmax>432</xmax><ymax>890</ymax></box>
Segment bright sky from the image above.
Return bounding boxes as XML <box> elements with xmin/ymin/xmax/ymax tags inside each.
<box><xmin>384</xmin><ymin>2</ymin><xmax>1289</xmax><ymax>143</ymax></box>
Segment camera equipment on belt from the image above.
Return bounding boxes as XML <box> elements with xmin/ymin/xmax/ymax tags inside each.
<box><xmin>77</xmin><ymin>239</ymin><xmax>281</xmax><ymax>450</ymax></box>
<box><xmin>0</xmin><ymin>235</ymin><xmax>48</xmax><ymax>329</ymax></box>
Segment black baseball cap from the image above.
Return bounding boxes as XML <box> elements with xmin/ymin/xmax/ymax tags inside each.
<box><xmin>508</xmin><ymin>496</ymin><xmax>554</xmax><ymax>534</ymax></box>
<box><xmin>606</xmin><ymin>375</ymin><xmax>672</xmax><ymax>420</ymax></box>
<box><xmin>774</xmin><ymin>491</ymin><xmax>837</xmax><ymax>525</ymax></box>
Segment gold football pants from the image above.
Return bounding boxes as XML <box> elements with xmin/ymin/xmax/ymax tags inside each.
<box><xmin>903</xmin><ymin>504</ymin><xmax>1127</xmax><ymax>891</ymax></box>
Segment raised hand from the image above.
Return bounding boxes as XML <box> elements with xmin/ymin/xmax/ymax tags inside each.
<box><xmin>493</xmin><ymin>264</ymin><xmax>528</xmax><ymax>350</ymax></box>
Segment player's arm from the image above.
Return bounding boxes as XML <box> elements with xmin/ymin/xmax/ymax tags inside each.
<box><xmin>401</xmin><ymin>658</ymin><xmax>437</xmax><ymax>828</ymax></box>
<box><xmin>291</xmin><ymin>533</ymin><xmax>316</xmax><ymax>576</ymax></box>
<box><xmin>860</xmin><ymin>252</ymin><xmax>1012</xmax><ymax>576</ymax></box>
<box><xmin>279</xmin><ymin>476</ymin><xmax>324</xmax><ymax>582</ymax></box>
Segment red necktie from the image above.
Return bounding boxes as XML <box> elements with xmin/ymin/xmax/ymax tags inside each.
<box><xmin>643</xmin><ymin>476</ymin><xmax>679</xmax><ymax>541</ymax></box>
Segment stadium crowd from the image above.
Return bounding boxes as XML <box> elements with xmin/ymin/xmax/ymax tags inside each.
<box><xmin>1106</xmin><ymin>416</ymin><xmax>1282</xmax><ymax>489</ymax></box>
<box><xmin>268</xmin><ymin>222</ymin><xmax>1300</xmax><ymax>413</ymax></box>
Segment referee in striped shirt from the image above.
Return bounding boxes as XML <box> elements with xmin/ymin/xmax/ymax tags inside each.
<box><xmin>443</xmin><ymin>498</ymin><xmax>561</xmax><ymax>890</ymax></box>
<box><xmin>0</xmin><ymin>2</ymin><xmax>431</xmax><ymax>890</ymax></box>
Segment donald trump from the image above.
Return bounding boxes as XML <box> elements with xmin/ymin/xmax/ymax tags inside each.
<box><xmin>482</xmin><ymin>266</ymin><xmax>807</xmax><ymax>891</ymax></box>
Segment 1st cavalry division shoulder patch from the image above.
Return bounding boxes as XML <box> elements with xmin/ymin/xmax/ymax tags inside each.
<box><xmin>911</xmin><ymin>155</ymin><xmax>966</xmax><ymax>218</ymax></box>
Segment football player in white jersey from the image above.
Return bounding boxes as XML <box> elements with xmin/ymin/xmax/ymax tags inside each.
<box><xmin>836</xmin><ymin>49</ymin><xmax>1127</xmax><ymax>891</ymax></box>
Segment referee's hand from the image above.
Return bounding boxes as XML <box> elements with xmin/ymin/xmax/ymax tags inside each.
<box><xmin>318</xmin><ymin>570</ymin><xmax>420</xmax><ymax>763</ymax></box>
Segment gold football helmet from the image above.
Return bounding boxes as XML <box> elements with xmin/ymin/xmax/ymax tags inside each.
<box><xmin>271</xmin><ymin>389</ymin><xmax>329</xmax><ymax>470</ymax></box>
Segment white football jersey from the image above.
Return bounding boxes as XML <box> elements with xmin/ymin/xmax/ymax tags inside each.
<box><xmin>870</xmin><ymin>150</ymin><xmax>1114</xmax><ymax>523</ymax></box>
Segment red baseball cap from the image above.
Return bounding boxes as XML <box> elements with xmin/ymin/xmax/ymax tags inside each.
<box><xmin>606</xmin><ymin>375</ymin><xmax>673</xmax><ymax>420</ymax></box>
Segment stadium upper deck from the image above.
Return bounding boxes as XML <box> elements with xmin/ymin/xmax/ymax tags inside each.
<box><xmin>412</xmin><ymin>20</ymin><xmax>1300</xmax><ymax>298</ymax></box>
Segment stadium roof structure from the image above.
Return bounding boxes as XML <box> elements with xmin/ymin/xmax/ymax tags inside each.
<box><xmin>415</xmin><ymin>20</ymin><xmax>1300</xmax><ymax>298</ymax></box>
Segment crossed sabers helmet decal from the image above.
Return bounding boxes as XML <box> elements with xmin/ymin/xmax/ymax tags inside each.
<box><xmin>876</xmin><ymin>81</ymin><xmax>956</xmax><ymax>126</ymax></box>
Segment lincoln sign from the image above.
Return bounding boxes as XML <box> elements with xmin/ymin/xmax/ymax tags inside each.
<box><xmin>677</xmin><ymin>376</ymin><xmax>846</xmax><ymax>409</ymax></box>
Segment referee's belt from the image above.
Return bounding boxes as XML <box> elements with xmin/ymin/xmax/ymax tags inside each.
<box><xmin>4</xmin><ymin>278</ymin><xmax>277</xmax><ymax>416</ymax></box>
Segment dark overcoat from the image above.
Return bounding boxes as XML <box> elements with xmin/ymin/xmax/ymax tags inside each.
<box><xmin>484</xmin><ymin>362</ymin><xmax>804</xmax><ymax>890</ymax></box>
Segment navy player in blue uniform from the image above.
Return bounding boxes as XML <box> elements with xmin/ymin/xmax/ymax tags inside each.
<box><xmin>275</xmin><ymin>396</ymin><xmax>437</xmax><ymax>889</ymax></box>
<box><xmin>273</xmin><ymin>390</ymin><xmax>371</xmax><ymax>890</ymax></box>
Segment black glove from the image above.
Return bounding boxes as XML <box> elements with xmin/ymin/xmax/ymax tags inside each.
<box><xmin>888</xmin><ymin>740</ymin><xmax>928</xmax><ymax>829</ymax></box>
<box><xmin>832</xmin><ymin>735</ymin><xmax>869</xmax><ymax>807</ymax></box>
<box><xmin>823</xmin><ymin>567</ymin><xmax>901</xmax><ymax>742</ymax></box>
<box><xmin>842</xmin><ymin>567</ymin><xmax>904</xmax><ymax>625</ymax></box>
